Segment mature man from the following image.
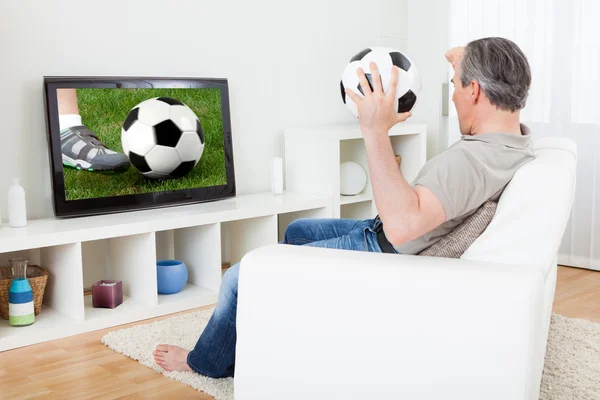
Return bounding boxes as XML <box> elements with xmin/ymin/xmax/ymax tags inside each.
<box><xmin>153</xmin><ymin>37</ymin><xmax>535</xmax><ymax>377</ymax></box>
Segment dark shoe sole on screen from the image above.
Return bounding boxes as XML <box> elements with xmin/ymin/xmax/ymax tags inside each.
<box><xmin>62</xmin><ymin>154</ymin><xmax>131</xmax><ymax>172</ymax></box>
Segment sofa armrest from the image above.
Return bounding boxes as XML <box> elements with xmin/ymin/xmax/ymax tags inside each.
<box><xmin>234</xmin><ymin>244</ymin><xmax>545</xmax><ymax>400</ymax></box>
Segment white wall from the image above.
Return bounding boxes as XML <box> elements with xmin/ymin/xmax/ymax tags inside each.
<box><xmin>0</xmin><ymin>0</ymin><xmax>409</xmax><ymax>220</ymax></box>
<box><xmin>377</xmin><ymin>0</ymin><xmax>409</xmax><ymax>52</ymax></box>
<box><xmin>406</xmin><ymin>0</ymin><xmax>451</xmax><ymax>159</ymax></box>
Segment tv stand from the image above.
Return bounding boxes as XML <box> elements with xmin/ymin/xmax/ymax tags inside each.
<box><xmin>0</xmin><ymin>191</ymin><xmax>331</xmax><ymax>351</ymax></box>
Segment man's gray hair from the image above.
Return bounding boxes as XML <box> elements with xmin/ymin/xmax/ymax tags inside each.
<box><xmin>460</xmin><ymin>37</ymin><xmax>531</xmax><ymax>112</ymax></box>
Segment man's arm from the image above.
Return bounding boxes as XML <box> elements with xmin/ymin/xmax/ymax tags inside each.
<box><xmin>345</xmin><ymin>63</ymin><xmax>446</xmax><ymax>245</ymax></box>
<box><xmin>363</xmin><ymin>133</ymin><xmax>445</xmax><ymax>245</ymax></box>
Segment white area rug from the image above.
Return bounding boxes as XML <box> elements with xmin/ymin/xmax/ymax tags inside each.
<box><xmin>541</xmin><ymin>314</ymin><xmax>600</xmax><ymax>399</ymax></box>
<box><xmin>102</xmin><ymin>307</ymin><xmax>233</xmax><ymax>400</ymax></box>
<box><xmin>102</xmin><ymin>308</ymin><xmax>600</xmax><ymax>400</ymax></box>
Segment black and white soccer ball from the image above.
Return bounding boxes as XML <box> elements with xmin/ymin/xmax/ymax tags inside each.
<box><xmin>340</xmin><ymin>47</ymin><xmax>421</xmax><ymax>118</ymax></box>
<box><xmin>121</xmin><ymin>97</ymin><xmax>205</xmax><ymax>180</ymax></box>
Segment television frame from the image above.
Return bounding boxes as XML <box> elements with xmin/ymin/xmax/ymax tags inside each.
<box><xmin>43</xmin><ymin>76</ymin><xmax>236</xmax><ymax>218</ymax></box>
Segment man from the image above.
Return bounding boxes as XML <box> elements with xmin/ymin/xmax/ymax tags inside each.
<box><xmin>153</xmin><ymin>37</ymin><xmax>535</xmax><ymax>377</ymax></box>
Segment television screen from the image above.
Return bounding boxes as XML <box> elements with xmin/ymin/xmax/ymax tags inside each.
<box><xmin>44</xmin><ymin>77</ymin><xmax>235</xmax><ymax>217</ymax></box>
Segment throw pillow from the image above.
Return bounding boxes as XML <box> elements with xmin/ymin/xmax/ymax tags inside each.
<box><xmin>418</xmin><ymin>200</ymin><xmax>498</xmax><ymax>258</ymax></box>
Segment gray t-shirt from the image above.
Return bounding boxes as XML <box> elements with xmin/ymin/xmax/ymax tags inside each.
<box><xmin>392</xmin><ymin>124</ymin><xmax>535</xmax><ymax>255</ymax></box>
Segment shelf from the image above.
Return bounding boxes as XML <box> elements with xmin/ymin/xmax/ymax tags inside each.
<box><xmin>0</xmin><ymin>191</ymin><xmax>330</xmax><ymax>253</ymax></box>
<box><xmin>85</xmin><ymin>295</ymin><xmax>149</xmax><ymax>321</ymax></box>
<box><xmin>285</xmin><ymin>123</ymin><xmax>426</xmax><ymax>141</ymax></box>
<box><xmin>0</xmin><ymin>305</ymin><xmax>76</xmax><ymax>351</ymax></box>
<box><xmin>340</xmin><ymin>192</ymin><xmax>373</xmax><ymax>205</ymax></box>
<box><xmin>83</xmin><ymin>286</ymin><xmax>218</xmax><ymax>332</ymax></box>
<box><xmin>158</xmin><ymin>283</ymin><xmax>218</xmax><ymax>309</ymax></box>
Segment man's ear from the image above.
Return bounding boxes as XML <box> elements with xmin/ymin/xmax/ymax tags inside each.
<box><xmin>469</xmin><ymin>80</ymin><xmax>481</xmax><ymax>104</ymax></box>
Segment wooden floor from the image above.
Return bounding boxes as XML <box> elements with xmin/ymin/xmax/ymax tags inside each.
<box><xmin>553</xmin><ymin>265</ymin><xmax>600</xmax><ymax>322</ymax></box>
<box><xmin>1</xmin><ymin>265</ymin><xmax>599</xmax><ymax>399</ymax></box>
<box><xmin>0</xmin><ymin>307</ymin><xmax>215</xmax><ymax>400</ymax></box>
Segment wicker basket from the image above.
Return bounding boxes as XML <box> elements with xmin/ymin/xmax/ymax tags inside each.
<box><xmin>0</xmin><ymin>265</ymin><xmax>49</xmax><ymax>320</ymax></box>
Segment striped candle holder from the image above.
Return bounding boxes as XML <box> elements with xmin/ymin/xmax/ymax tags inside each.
<box><xmin>9</xmin><ymin>279</ymin><xmax>35</xmax><ymax>326</ymax></box>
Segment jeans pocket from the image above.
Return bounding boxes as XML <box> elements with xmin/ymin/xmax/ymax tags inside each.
<box><xmin>364</xmin><ymin>226</ymin><xmax>397</xmax><ymax>253</ymax></box>
<box><xmin>363</xmin><ymin>226</ymin><xmax>377</xmax><ymax>252</ymax></box>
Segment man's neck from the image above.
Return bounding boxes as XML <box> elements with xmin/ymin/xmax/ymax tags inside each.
<box><xmin>470</xmin><ymin>109</ymin><xmax>522</xmax><ymax>136</ymax></box>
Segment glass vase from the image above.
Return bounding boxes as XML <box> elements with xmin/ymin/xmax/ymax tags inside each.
<box><xmin>8</xmin><ymin>257</ymin><xmax>34</xmax><ymax>327</ymax></box>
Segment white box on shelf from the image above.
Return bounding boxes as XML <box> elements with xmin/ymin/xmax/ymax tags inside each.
<box><xmin>271</xmin><ymin>157</ymin><xmax>284</xmax><ymax>195</ymax></box>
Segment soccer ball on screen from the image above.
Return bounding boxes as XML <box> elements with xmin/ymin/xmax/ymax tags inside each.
<box><xmin>340</xmin><ymin>47</ymin><xmax>422</xmax><ymax>118</ymax></box>
<box><xmin>121</xmin><ymin>97</ymin><xmax>205</xmax><ymax>179</ymax></box>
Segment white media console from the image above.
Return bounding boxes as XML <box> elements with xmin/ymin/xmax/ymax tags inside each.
<box><xmin>0</xmin><ymin>192</ymin><xmax>331</xmax><ymax>351</ymax></box>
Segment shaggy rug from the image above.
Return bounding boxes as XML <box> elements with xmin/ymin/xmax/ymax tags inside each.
<box><xmin>102</xmin><ymin>308</ymin><xmax>600</xmax><ymax>400</ymax></box>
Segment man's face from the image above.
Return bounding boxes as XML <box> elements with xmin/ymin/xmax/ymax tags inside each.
<box><xmin>451</xmin><ymin>64</ymin><xmax>473</xmax><ymax>135</ymax></box>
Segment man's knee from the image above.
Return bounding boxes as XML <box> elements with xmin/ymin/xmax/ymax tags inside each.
<box><xmin>222</xmin><ymin>262</ymin><xmax>240</xmax><ymax>292</ymax></box>
<box><xmin>286</xmin><ymin>218</ymin><xmax>309</xmax><ymax>231</ymax></box>
<box><xmin>284</xmin><ymin>218</ymin><xmax>311</xmax><ymax>240</ymax></box>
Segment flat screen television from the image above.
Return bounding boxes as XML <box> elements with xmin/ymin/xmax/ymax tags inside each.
<box><xmin>43</xmin><ymin>76</ymin><xmax>236</xmax><ymax>218</ymax></box>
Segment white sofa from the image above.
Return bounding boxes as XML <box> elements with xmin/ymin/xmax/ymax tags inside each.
<box><xmin>234</xmin><ymin>138</ymin><xmax>577</xmax><ymax>400</ymax></box>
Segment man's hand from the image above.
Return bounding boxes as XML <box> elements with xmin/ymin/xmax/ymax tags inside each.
<box><xmin>445</xmin><ymin>46</ymin><xmax>465</xmax><ymax>69</ymax></box>
<box><xmin>345</xmin><ymin>62</ymin><xmax>411</xmax><ymax>137</ymax></box>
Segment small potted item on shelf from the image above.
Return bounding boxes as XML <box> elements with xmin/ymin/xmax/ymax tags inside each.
<box><xmin>157</xmin><ymin>260</ymin><xmax>188</xmax><ymax>294</ymax></box>
<box><xmin>92</xmin><ymin>280</ymin><xmax>123</xmax><ymax>308</ymax></box>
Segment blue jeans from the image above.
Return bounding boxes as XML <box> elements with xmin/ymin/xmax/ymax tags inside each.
<box><xmin>186</xmin><ymin>217</ymin><xmax>384</xmax><ymax>377</ymax></box>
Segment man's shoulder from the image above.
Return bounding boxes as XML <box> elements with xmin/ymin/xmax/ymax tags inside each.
<box><xmin>442</xmin><ymin>136</ymin><xmax>517</xmax><ymax>159</ymax></box>
<box><xmin>436</xmin><ymin>141</ymin><xmax>479</xmax><ymax>159</ymax></box>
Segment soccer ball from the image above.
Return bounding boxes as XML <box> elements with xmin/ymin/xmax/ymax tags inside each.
<box><xmin>121</xmin><ymin>97</ymin><xmax>205</xmax><ymax>179</ymax></box>
<box><xmin>340</xmin><ymin>47</ymin><xmax>421</xmax><ymax>118</ymax></box>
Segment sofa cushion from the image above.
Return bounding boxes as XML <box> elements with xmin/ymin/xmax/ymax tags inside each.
<box><xmin>418</xmin><ymin>200</ymin><xmax>497</xmax><ymax>258</ymax></box>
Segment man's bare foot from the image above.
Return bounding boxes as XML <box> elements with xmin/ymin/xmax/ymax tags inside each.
<box><xmin>153</xmin><ymin>344</ymin><xmax>192</xmax><ymax>372</ymax></box>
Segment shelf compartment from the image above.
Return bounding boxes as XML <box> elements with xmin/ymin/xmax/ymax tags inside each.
<box><xmin>277</xmin><ymin>208</ymin><xmax>333</xmax><ymax>242</ymax></box>
<box><xmin>0</xmin><ymin>242</ymin><xmax>84</xmax><ymax>350</ymax></box>
<box><xmin>0</xmin><ymin>305</ymin><xmax>77</xmax><ymax>351</ymax></box>
<box><xmin>222</xmin><ymin>215</ymin><xmax>278</xmax><ymax>266</ymax></box>
<box><xmin>341</xmin><ymin>201</ymin><xmax>374</xmax><ymax>220</ymax></box>
<box><xmin>340</xmin><ymin>192</ymin><xmax>373</xmax><ymax>205</ymax></box>
<box><xmin>82</xmin><ymin>232</ymin><xmax>157</xmax><ymax>322</ymax></box>
<box><xmin>155</xmin><ymin>223</ymin><xmax>222</xmax><ymax>293</ymax></box>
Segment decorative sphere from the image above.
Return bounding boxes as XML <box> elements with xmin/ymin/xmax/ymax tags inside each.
<box><xmin>340</xmin><ymin>162</ymin><xmax>367</xmax><ymax>195</ymax></box>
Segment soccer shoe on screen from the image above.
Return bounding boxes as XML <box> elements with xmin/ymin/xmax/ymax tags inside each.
<box><xmin>61</xmin><ymin>125</ymin><xmax>130</xmax><ymax>172</ymax></box>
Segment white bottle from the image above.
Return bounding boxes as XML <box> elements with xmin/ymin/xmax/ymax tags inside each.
<box><xmin>8</xmin><ymin>178</ymin><xmax>27</xmax><ymax>228</ymax></box>
<box><xmin>271</xmin><ymin>157</ymin><xmax>283</xmax><ymax>195</ymax></box>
